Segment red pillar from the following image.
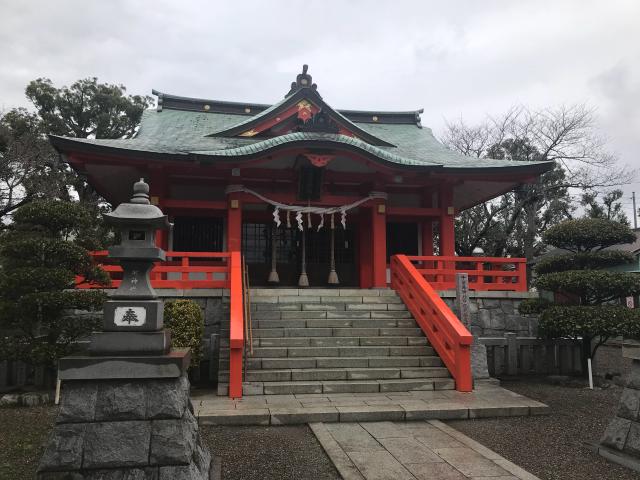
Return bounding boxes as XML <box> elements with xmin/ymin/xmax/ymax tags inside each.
<box><xmin>439</xmin><ymin>186</ymin><xmax>455</xmax><ymax>257</ymax></box>
<box><xmin>371</xmin><ymin>199</ymin><xmax>387</xmax><ymax>287</ymax></box>
<box><xmin>227</xmin><ymin>192</ymin><xmax>242</xmax><ymax>252</ymax></box>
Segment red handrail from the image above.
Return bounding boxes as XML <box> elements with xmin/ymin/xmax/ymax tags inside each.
<box><xmin>406</xmin><ymin>255</ymin><xmax>527</xmax><ymax>292</ymax></box>
<box><xmin>77</xmin><ymin>251</ymin><xmax>231</xmax><ymax>289</ymax></box>
<box><xmin>228</xmin><ymin>251</ymin><xmax>244</xmax><ymax>398</ymax></box>
<box><xmin>391</xmin><ymin>254</ymin><xmax>473</xmax><ymax>392</ymax></box>
<box><xmin>79</xmin><ymin>249</ymin><xmax>246</xmax><ymax>399</ymax></box>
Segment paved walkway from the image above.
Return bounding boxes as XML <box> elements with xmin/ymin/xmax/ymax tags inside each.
<box><xmin>194</xmin><ymin>384</ymin><xmax>548</xmax><ymax>425</ymax></box>
<box><xmin>310</xmin><ymin>420</ymin><xmax>540</xmax><ymax>480</ymax></box>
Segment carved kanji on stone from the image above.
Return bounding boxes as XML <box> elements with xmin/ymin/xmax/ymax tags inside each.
<box><xmin>121</xmin><ymin>308</ymin><xmax>138</xmax><ymax>324</ymax></box>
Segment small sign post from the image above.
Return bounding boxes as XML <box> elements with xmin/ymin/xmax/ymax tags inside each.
<box><xmin>455</xmin><ymin>272</ymin><xmax>490</xmax><ymax>381</ymax></box>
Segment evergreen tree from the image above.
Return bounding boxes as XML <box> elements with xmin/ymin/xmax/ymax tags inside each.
<box><xmin>527</xmin><ymin>218</ymin><xmax>640</xmax><ymax>373</ymax></box>
<box><xmin>0</xmin><ymin>200</ymin><xmax>108</xmax><ymax>371</ymax></box>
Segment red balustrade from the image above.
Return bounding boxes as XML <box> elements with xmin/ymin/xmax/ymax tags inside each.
<box><xmin>228</xmin><ymin>251</ymin><xmax>244</xmax><ymax>399</ymax></box>
<box><xmin>405</xmin><ymin>255</ymin><xmax>527</xmax><ymax>292</ymax></box>
<box><xmin>77</xmin><ymin>251</ymin><xmax>231</xmax><ymax>289</ymax></box>
<box><xmin>391</xmin><ymin>255</ymin><xmax>473</xmax><ymax>392</ymax></box>
<box><xmin>78</xmin><ymin>250</ymin><xmax>246</xmax><ymax>399</ymax></box>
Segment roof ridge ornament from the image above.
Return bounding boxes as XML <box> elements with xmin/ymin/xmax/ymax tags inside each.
<box><xmin>286</xmin><ymin>64</ymin><xmax>318</xmax><ymax>97</ymax></box>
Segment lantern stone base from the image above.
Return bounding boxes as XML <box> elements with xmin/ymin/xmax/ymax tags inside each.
<box><xmin>598</xmin><ymin>359</ymin><xmax>640</xmax><ymax>473</ymax></box>
<box><xmin>37</xmin><ymin>371</ymin><xmax>215</xmax><ymax>479</ymax></box>
<box><xmin>58</xmin><ymin>349</ymin><xmax>191</xmax><ymax>380</ymax></box>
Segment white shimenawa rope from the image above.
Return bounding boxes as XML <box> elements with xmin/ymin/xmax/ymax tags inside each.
<box><xmin>225</xmin><ymin>185</ymin><xmax>387</xmax><ymax>230</ymax></box>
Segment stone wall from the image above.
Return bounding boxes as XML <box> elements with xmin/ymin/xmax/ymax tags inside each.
<box><xmin>38</xmin><ymin>374</ymin><xmax>211</xmax><ymax>478</ymax></box>
<box><xmin>439</xmin><ymin>291</ymin><xmax>540</xmax><ymax>337</ymax></box>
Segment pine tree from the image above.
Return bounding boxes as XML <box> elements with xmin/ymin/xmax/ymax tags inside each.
<box><xmin>0</xmin><ymin>200</ymin><xmax>108</xmax><ymax>372</ymax></box>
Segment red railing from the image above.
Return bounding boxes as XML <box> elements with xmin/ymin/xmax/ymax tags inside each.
<box><xmin>77</xmin><ymin>251</ymin><xmax>231</xmax><ymax>289</ymax></box>
<box><xmin>79</xmin><ymin>250</ymin><xmax>246</xmax><ymax>399</ymax></box>
<box><xmin>405</xmin><ymin>255</ymin><xmax>527</xmax><ymax>292</ymax></box>
<box><xmin>228</xmin><ymin>251</ymin><xmax>244</xmax><ymax>399</ymax></box>
<box><xmin>391</xmin><ymin>254</ymin><xmax>473</xmax><ymax>392</ymax></box>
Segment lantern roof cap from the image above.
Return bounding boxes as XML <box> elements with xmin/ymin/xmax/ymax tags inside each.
<box><xmin>104</xmin><ymin>179</ymin><xmax>170</xmax><ymax>227</ymax></box>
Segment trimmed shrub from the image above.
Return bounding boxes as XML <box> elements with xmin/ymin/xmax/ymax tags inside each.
<box><xmin>535</xmin><ymin>270</ymin><xmax>640</xmax><ymax>305</ymax></box>
<box><xmin>539</xmin><ymin>305</ymin><xmax>640</xmax><ymax>342</ymax></box>
<box><xmin>533</xmin><ymin>217</ymin><xmax>637</xmax><ymax>374</ymax></box>
<box><xmin>542</xmin><ymin>218</ymin><xmax>635</xmax><ymax>253</ymax></box>
<box><xmin>518</xmin><ymin>297</ymin><xmax>552</xmax><ymax>315</ymax></box>
<box><xmin>534</xmin><ymin>250</ymin><xmax>634</xmax><ymax>275</ymax></box>
<box><xmin>164</xmin><ymin>300</ymin><xmax>204</xmax><ymax>367</ymax></box>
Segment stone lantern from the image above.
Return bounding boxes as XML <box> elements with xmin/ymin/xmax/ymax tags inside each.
<box><xmin>89</xmin><ymin>178</ymin><xmax>172</xmax><ymax>356</ymax></box>
<box><xmin>39</xmin><ymin>179</ymin><xmax>212</xmax><ymax>479</ymax></box>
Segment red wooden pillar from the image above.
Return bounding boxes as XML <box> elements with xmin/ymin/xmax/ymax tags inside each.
<box><xmin>371</xmin><ymin>199</ymin><xmax>387</xmax><ymax>287</ymax></box>
<box><xmin>227</xmin><ymin>191</ymin><xmax>242</xmax><ymax>252</ymax></box>
<box><xmin>439</xmin><ymin>186</ymin><xmax>455</xmax><ymax>257</ymax></box>
<box><xmin>149</xmin><ymin>167</ymin><xmax>169</xmax><ymax>250</ymax></box>
<box><xmin>358</xmin><ymin>214</ymin><xmax>373</xmax><ymax>288</ymax></box>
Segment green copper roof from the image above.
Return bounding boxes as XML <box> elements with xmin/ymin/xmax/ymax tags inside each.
<box><xmin>50</xmin><ymin>97</ymin><xmax>553</xmax><ymax>174</ymax></box>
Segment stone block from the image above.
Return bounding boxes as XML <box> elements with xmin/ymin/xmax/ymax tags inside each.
<box><xmin>198</xmin><ymin>409</ymin><xmax>270</xmax><ymax>425</ymax></box>
<box><xmin>95</xmin><ymin>381</ymin><xmax>146</xmax><ymax>421</ymax></box>
<box><xmin>601</xmin><ymin>416</ymin><xmax>632</xmax><ymax>451</ymax></box>
<box><xmin>478</xmin><ymin>310</ymin><xmax>491</xmax><ymax>329</ymax></box>
<box><xmin>150</xmin><ymin>409</ymin><xmax>198</xmax><ymax>465</ymax></box>
<box><xmin>618</xmin><ymin>388</ymin><xmax>640</xmax><ymax>421</ymax></box>
<box><xmin>83</xmin><ymin>468</ymin><xmax>159</xmax><ymax>479</ymax></box>
<box><xmin>38</xmin><ymin>423</ymin><xmax>86</xmax><ymax>472</ymax></box>
<box><xmin>337</xmin><ymin>405</ymin><xmax>405</xmax><ymax>422</ymax></box>
<box><xmin>489</xmin><ymin>310</ymin><xmax>506</xmax><ymax>330</ymax></box>
<box><xmin>159</xmin><ymin>464</ymin><xmax>203</xmax><ymax>480</ymax></box>
<box><xmin>83</xmin><ymin>421</ymin><xmax>151</xmax><ymax>469</ymax></box>
<box><xmin>146</xmin><ymin>376</ymin><xmax>189</xmax><ymax>419</ymax></box>
<box><xmin>270</xmin><ymin>407</ymin><xmax>339</xmax><ymax>425</ymax></box>
<box><xmin>625</xmin><ymin>422</ymin><xmax>640</xmax><ymax>456</ymax></box>
<box><xmin>58</xmin><ymin>382</ymin><xmax>98</xmax><ymax>423</ymax></box>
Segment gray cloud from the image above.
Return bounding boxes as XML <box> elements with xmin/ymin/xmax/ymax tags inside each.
<box><xmin>1</xmin><ymin>0</ymin><xmax>639</xmax><ymax>213</ymax></box>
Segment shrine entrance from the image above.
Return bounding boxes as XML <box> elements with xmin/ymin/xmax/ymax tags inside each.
<box><xmin>242</xmin><ymin>222</ymin><xmax>357</xmax><ymax>287</ymax></box>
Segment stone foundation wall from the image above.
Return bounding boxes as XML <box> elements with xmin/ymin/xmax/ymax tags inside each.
<box><xmin>439</xmin><ymin>291</ymin><xmax>540</xmax><ymax>337</ymax></box>
<box><xmin>38</xmin><ymin>374</ymin><xmax>211</xmax><ymax>479</ymax></box>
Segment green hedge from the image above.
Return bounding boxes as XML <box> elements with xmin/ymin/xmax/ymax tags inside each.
<box><xmin>539</xmin><ymin>305</ymin><xmax>640</xmax><ymax>340</ymax></box>
<box><xmin>518</xmin><ymin>297</ymin><xmax>552</xmax><ymax>315</ymax></box>
<box><xmin>535</xmin><ymin>270</ymin><xmax>640</xmax><ymax>304</ymax></box>
<box><xmin>164</xmin><ymin>300</ymin><xmax>204</xmax><ymax>367</ymax></box>
<box><xmin>542</xmin><ymin>218</ymin><xmax>635</xmax><ymax>252</ymax></box>
<box><xmin>534</xmin><ymin>250</ymin><xmax>634</xmax><ymax>275</ymax></box>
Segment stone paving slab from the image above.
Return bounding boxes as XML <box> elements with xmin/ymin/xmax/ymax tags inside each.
<box><xmin>194</xmin><ymin>384</ymin><xmax>549</xmax><ymax>426</ymax></box>
<box><xmin>310</xmin><ymin>420</ymin><xmax>541</xmax><ymax>480</ymax></box>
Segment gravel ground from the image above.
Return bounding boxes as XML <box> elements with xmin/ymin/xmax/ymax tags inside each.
<box><xmin>448</xmin><ymin>377</ymin><xmax>637</xmax><ymax>480</ymax></box>
<box><xmin>0</xmin><ymin>405</ymin><xmax>339</xmax><ymax>480</ymax></box>
<box><xmin>0</xmin><ymin>405</ymin><xmax>57</xmax><ymax>480</ymax></box>
<box><xmin>200</xmin><ymin>425</ymin><xmax>340</xmax><ymax>480</ymax></box>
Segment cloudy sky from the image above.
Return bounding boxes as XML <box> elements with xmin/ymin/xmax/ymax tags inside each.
<box><xmin>1</xmin><ymin>1</ymin><xmax>639</xmax><ymax>216</ymax></box>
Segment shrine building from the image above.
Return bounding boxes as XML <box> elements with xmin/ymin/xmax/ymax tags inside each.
<box><xmin>53</xmin><ymin>66</ymin><xmax>553</xmax><ymax>397</ymax></box>
<box><xmin>51</xmin><ymin>65</ymin><xmax>551</xmax><ymax>289</ymax></box>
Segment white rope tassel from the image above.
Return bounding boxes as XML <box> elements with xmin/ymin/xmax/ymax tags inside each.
<box><xmin>340</xmin><ymin>208</ymin><xmax>347</xmax><ymax>229</ymax></box>
<box><xmin>273</xmin><ymin>207</ymin><xmax>281</xmax><ymax>227</ymax></box>
<box><xmin>317</xmin><ymin>213</ymin><xmax>324</xmax><ymax>231</ymax></box>
<box><xmin>286</xmin><ymin>210</ymin><xmax>291</xmax><ymax>228</ymax></box>
<box><xmin>295</xmin><ymin>211</ymin><xmax>304</xmax><ymax>231</ymax></box>
<box><xmin>330</xmin><ymin>213</ymin><xmax>335</xmax><ymax>230</ymax></box>
<box><xmin>307</xmin><ymin>211</ymin><xmax>312</xmax><ymax>229</ymax></box>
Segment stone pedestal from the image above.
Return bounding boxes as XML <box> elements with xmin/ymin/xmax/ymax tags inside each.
<box><xmin>37</xmin><ymin>372</ymin><xmax>212</xmax><ymax>479</ymax></box>
<box><xmin>599</xmin><ymin>357</ymin><xmax>640</xmax><ymax>473</ymax></box>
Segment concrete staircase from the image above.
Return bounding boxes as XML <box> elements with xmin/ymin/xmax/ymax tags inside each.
<box><xmin>217</xmin><ymin>288</ymin><xmax>454</xmax><ymax>396</ymax></box>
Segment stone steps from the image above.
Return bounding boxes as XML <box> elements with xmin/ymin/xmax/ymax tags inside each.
<box><xmin>217</xmin><ymin>288</ymin><xmax>454</xmax><ymax>396</ymax></box>
<box><xmin>220</xmin><ymin>336</ymin><xmax>428</xmax><ymax>348</ymax></box>
<box><xmin>220</xmin><ymin>355</ymin><xmax>445</xmax><ymax>371</ymax></box>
